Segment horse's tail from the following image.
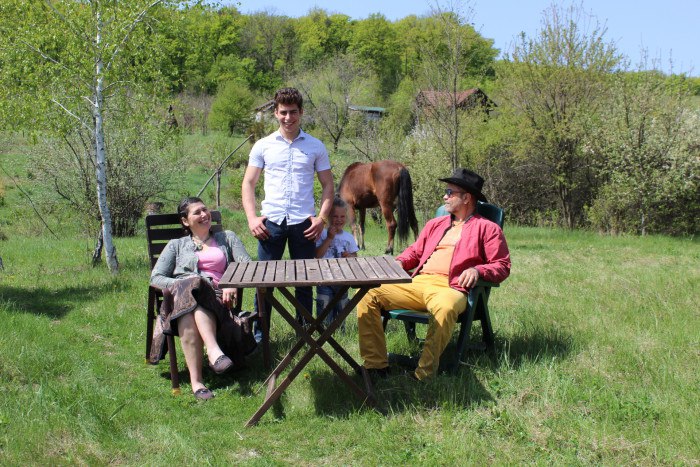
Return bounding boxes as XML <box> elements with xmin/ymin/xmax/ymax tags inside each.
<box><xmin>396</xmin><ymin>167</ymin><xmax>419</xmax><ymax>244</ymax></box>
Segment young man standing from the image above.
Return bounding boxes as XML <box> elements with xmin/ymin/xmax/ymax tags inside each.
<box><xmin>242</xmin><ymin>87</ymin><xmax>334</xmax><ymax>338</ymax></box>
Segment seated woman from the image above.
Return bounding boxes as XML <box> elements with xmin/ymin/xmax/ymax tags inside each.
<box><xmin>150</xmin><ymin>197</ymin><xmax>251</xmax><ymax>400</ymax></box>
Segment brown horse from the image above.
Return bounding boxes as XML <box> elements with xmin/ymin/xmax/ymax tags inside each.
<box><xmin>338</xmin><ymin>160</ymin><xmax>419</xmax><ymax>254</ymax></box>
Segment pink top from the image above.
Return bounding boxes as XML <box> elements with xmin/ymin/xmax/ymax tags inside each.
<box><xmin>196</xmin><ymin>238</ymin><xmax>227</xmax><ymax>287</ymax></box>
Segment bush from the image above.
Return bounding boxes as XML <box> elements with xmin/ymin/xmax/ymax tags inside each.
<box><xmin>28</xmin><ymin>114</ymin><xmax>184</xmax><ymax>237</ymax></box>
<box><xmin>586</xmin><ymin>72</ymin><xmax>700</xmax><ymax>236</ymax></box>
<box><xmin>404</xmin><ymin>129</ymin><xmax>451</xmax><ymax>222</ymax></box>
<box><xmin>175</xmin><ymin>92</ymin><xmax>214</xmax><ymax>135</ymax></box>
<box><xmin>208</xmin><ymin>81</ymin><xmax>255</xmax><ymax>135</ymax></box>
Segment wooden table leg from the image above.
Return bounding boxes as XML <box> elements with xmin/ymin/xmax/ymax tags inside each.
<box><xmin>277</xmin><ymin>288</ymin><xmax>376</xmax><ymax>403</ymax></box>
<box><xmin>246</xmin><ymin>342</ymin><xmax>317</xmax><ymax>427</ymax></box>
<box><xmin>246</xmin><ymin>286</ymin><xmax>379</xmax><ymax>426</ymax></box>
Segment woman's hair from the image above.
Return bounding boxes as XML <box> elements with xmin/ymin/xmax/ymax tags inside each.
<box><xmin>274</xmin><ymin>87</ymin><xmax>303</xmax><ymax>110</ymax></box>
<box><xmin>177</xmin><ymin>196</ymin><xmax>205</xmax><ymax>234</ymax></box>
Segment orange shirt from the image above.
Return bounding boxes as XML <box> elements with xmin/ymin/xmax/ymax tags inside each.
<box><xmin>419</xmin><ymin>221</ymin><xmax>465</xmax><ymax>276</ymax></box>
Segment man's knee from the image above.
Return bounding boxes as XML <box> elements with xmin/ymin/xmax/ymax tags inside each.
<box><xmin>358</xmin><ymin>287</ymin><xmax>383</xmax><ymax>315</ymax></box>
<box><xmin>430</xmin><ymin>297</ymin><xmax>467</xmax><ymax>323</ymax></box>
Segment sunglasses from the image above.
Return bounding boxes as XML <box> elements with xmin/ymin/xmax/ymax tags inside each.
<box><xmin>444</xmin><ymin>188</ymin><xmax>466</xmax><ymax>197</ymax></box>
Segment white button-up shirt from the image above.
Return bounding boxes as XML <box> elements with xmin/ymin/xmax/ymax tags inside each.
<box><xmin>248</xmin><ymin>129</ymin><xmax>331</xmax><ymax>225</ymax></box>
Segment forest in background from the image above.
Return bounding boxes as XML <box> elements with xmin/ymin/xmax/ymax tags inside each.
<box><xmin>0</xmin><ymin>0</ymin><xmax>698</xmax><ymax>257</ymax></box>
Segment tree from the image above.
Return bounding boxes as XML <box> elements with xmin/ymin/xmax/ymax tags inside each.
<box><xmin>238</xmin><ymin>10</ymin><xmax>296</xmax><ymax>90</ymax></box>
<box><xmin>349</xmin><ymin>13</ymin><xmax>402</xmax><ymax>97</ymax></box>
<box><xmin>295</xmin><ymin>54</ymin><xmax>380</xmax><ymax>153</ymax></box>
<box><xmin>0</xmin><ymin>0</ymin><xmax>190</xmax><ymax>272</ymax></box>
<box><xmin>150</xmin><ymin>4</ymin><xmax>243</xmax><ymax>94</ymax></box>
<box><xmin>208</xmin><ymin>80</ymin><xmax>255</xmax><ymax>135</ymax></box>
<box><xmin>413</xmin><ymin>2</ymin><xmax>498</xmax><ymax>171</ymax></box>
<box><xmin>294</xmin><ymin>9</ymin><xmax>352</xmax><ymax>69</ymax></box>
<box><xmin>497</xmin><ymin>3</ymin><xmax>621</xmax><ymax>228</ymax></box>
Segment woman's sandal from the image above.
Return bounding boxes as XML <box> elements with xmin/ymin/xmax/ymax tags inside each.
<box><xmin>209</xmin><ymin>355</ymin><xmax>234</xmax><ymax>374</ymax></box>
<box><xmin>194</xmin><ymin>388</ymin><xmax>214</xmax><ymax>401</ymax></box>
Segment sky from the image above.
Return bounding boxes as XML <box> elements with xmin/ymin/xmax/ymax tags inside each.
<box><xmin>228</xmin><ymin>0</ymin><xmax>699</xmax><ymax>76</ymax></box>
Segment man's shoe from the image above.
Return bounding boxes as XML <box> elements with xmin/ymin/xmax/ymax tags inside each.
<box><xmin>365</xmin><ymin>366</ymin><xmax>392</xmax><ymax>380</ymax></box>
<box><xmin>209</xmin><ymin>355</ymin><xmax>234</xmax><ymax>374</ymax></box>
<box><xmin>409</xmin><ymin>372</ymin><xmax>424</xmax><ymax>382</ymax></box>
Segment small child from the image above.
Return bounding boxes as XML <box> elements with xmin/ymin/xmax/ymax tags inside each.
<box><xmin>315</xmin><ymin>197</ymin><xmax>360</xmax><ymax>330</ymax></box>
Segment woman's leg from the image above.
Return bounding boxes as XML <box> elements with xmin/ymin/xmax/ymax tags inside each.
<box><xmin>177</xmin><ymin>312</ymin><xmax>206</xmax><ymax>393</ymax></box>
<box><xmin>193</xmin><ymin>306</ymin><xmax>225</xmax><ymax>365</ymax></box>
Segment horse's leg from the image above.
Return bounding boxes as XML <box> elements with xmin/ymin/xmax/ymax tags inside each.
<box><xmin>358</xmin><ymin>208</ymin><xmax>366</xmax><ymax>250</ymax></box>
<box><xmin>347</xmin><ymin>204</ymin><xmax>362</xmax><ymax>249</ymax></box>
<box><xmin>380</xmin><ymin>201</ymin><xmax>397</xmax><ymax>255</ymax></box>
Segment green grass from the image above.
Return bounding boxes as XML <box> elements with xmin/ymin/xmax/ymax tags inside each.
<box><xmin>0</xmin><ymin>224</ymin><xmax>698</xmax><ymax>464</ymax></box>
<box><xmin>1</xmin><ymin>132</ymin><xmax>699</xmax><ymax>464</ymax></box>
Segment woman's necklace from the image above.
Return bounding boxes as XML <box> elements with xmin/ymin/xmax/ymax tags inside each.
<box><xmin>192</xmin><ymin>233</ymin><xmax>211</xmax><ymax>251</ymax></box>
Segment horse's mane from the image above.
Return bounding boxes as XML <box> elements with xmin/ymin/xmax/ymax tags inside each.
<box><xmin>337</xmin><ymin>161</ymin><xmax>365</xmax><ymax>191</ymax></box>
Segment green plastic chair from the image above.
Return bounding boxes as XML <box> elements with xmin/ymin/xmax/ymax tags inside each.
<box><xmin>382</xmin><ymin>201</ymin><xmax>505</xmax><ymax>371</ymax></box>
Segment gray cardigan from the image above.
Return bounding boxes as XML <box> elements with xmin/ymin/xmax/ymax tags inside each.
<box><xmin>150</xmin><ymin>230</ymin><xmax>251</xmax><ymax>290</ymax></box>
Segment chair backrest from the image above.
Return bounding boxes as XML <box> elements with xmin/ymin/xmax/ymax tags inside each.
<box><xmin>435</xmin><ymin>201</ymin><xmax>504</xmax><ymax>228</ymax></box>
<box><xmin>145</xmin><ymin>211</ymin><xmax>223</xmax><ymax>269</ymax></box>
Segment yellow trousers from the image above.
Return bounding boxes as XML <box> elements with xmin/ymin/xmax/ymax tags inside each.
<box><xmin>357</xmin><ymin>274</ymin><xmax>468</xmax><ymax>380</ymax></box>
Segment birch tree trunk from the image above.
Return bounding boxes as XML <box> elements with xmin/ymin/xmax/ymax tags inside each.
<box><xmin>94</xmin><ymin>9</ymin><xmax>119</xmax><ymax>273</ymax></box>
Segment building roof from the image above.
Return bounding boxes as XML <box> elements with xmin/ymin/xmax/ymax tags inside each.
<box><xmin>349</xmin><ymin>105</ymin><xmax>386</xmax><ymax>113</ymax></box>
<box><xmin>254</xmin><ymin>99</ymin><xmax>275</xmax><ymax>112</ymax></box>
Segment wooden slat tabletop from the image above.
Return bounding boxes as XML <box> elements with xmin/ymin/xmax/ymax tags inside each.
<box><xmin>219</xmin><ymin>256</ymin><xmax>411</xmax><ymax>288</ymax></box>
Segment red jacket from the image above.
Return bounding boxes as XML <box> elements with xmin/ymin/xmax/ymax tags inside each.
<box><xmin>397</xmin><ymin>214</ymin><xmax>511</xmax><ymax>293</ymax></box>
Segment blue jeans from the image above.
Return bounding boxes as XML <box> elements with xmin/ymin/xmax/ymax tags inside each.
<box><xmin>316</xmin><ymin>285</ymin><xmax>349</xmax><ymax>332</ymax></box>
<box><xmin>253</xmin><ymin>218</ymin><xmax>315</xmax><ymax>342</ymax></box>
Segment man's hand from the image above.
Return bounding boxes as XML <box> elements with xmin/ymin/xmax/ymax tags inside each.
<box><xmin>304</xmin><ymin>216</ymin><xmax>325</xmax><ymax>241</ymax></box>
<box><xmin>248</xmin><ymin>215</ymin><xmax>269</xmax><ymax>240</ymax></box>
<box><xmin>457</xmin><ymin>267</ymin><xmax>480</xmax><ymax>289</ymax></box>
<box><xmin>221</xmin><ymin>288</ymin><xmax>238</xmax><ymax>309</ymax></box>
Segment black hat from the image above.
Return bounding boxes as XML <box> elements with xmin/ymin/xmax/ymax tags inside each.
<box><xmin>439</xmin><ymin>168</ymin><xmax>487</xmax><ymax>202</ymax></box>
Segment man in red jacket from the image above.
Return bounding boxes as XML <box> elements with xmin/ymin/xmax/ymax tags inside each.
<box><xmin>357</xmin><ymin>168</ymin><xmax>511</xmax><ymax>381</ymax></box>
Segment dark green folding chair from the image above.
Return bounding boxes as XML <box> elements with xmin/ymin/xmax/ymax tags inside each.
<box><xmin>381</xmin><ymin>201</ymin><xmax>505</xmax><ymax>371</ymax></box>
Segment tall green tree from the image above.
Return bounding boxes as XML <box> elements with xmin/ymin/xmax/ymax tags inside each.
<box><xmin>166</xmin><ymin>5</ymin><xmax>243</xmax><ymax>94</ymax></box>
<box><xmin>0</xmin><ymin>0</ymin><xmax>191</xmax><ymax>272</ymax></box>
<box><xmin>349</xmin><ymin>13</ymin><xmax>401</xmax><ymax>97</ymax></box>
<box><xmin>238</xmin><ymin>10</ymin><xmax>295</xmax><ymax>92</ymax></box>
<box><xmin>294</xmin><ymin>8</ymin><xmax>352</xmax><ymax>69</ymax></box>
<box><xmin>497</xmin><ymin>3</ymin><xmax>621</xmax><ymax>228</ymax></box>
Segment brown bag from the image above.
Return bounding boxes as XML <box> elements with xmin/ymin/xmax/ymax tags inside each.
<box><xmin>218</xmin><ymin>309</ymin><xmax>257</xmax><ymax>368</ymax></box>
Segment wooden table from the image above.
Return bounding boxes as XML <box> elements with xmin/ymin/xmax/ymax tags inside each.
<box><xmin>219</xmin><ymin>256</ymin><xmax>412</xmax><ymax>427</ymax></box>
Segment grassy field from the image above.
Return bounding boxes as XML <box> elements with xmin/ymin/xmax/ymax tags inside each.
<box><xmin>1</xmin><ymin>134</ymin><xmax>699</xmax><ymax>464</ymax></box>
<box><xmin>1</xmin><ymin>222</ymin><xmax>698</xmax><ymax>464</ymax></box>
